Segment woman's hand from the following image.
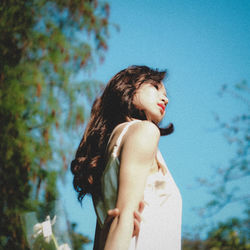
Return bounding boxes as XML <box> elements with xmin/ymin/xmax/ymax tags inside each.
<box><xmin>107</xmin><ymin>201</ymin><xmax>145</xmax><ymax>237</ymax></box>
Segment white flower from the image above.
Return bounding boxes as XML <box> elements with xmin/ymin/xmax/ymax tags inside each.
<box><xmin>32</xmin><ymin>215</ymin><xmax>56</xmax><ymax>243</ymax></box>
<box><xmin>33</xmin><ymin>222</ymin><xmax>43</xmax><ymax>238</ymax></box>
<box><xmin>59</xmin><ymin>243</ymin><xmax>71</xmax><ymax>250</ymax></box>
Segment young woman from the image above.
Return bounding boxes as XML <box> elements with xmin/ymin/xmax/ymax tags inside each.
<box><xmin>71</xmin><ymin>66</ymin><xmax>182</xmax><ymax>250</ymax></box>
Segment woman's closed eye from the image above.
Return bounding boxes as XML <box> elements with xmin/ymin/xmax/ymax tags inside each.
<box><xmin>152</xmin><ymin>84</ymin><xmax>159</xmax><ymax>89</ymax></box>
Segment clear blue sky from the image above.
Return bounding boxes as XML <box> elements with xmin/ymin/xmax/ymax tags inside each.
<box><xmin>59</xmin><ymin>0</ymin><xmax>250</xmax><ymax>248</ymax></box>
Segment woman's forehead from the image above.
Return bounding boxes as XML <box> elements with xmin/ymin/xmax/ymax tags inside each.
<box><xmin>140</xmin><ymin>81</ymin><xmax>167</xmax><ymax>95</ymax></box>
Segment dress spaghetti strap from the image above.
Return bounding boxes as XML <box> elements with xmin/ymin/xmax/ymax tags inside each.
<box><xmin>111</xmin><ymin>120</ymin><xmax>141</xmax><ymax>157</ymax></box>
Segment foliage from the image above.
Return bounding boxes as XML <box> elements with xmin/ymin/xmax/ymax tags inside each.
<box><xmin>204</xmin><ymin>215</ymin><xmax>249</xmax><ymax>250</ymax></box>
<box><xmin>68</xmin><ymin>223</ymin><xmax>91</xmax><ymax>250</ymax></box>
<box><xmin>182</xmin><ymin>212</ymin><xmax>250</xmax><ymax>250</ymax></box>
<box><xmin>0</xmin><ymin>0</ymin><xmax>111</xmax><ymax>248</ymax></box>
<box><xmin>182</xmin><ymin>237</ymin><xmax>204</xmax><ymax>250</ymax></box>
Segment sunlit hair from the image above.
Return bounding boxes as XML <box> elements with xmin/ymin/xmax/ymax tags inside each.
<box><xmin>71</xmin><ymin>65</ymin><xmax>174</xmax><ymax>203</ymax></box>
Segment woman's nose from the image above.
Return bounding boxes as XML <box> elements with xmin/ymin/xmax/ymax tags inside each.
<box><xmin>162</xmin><ymin>95</ymin><xmax>168</xmax><ymax>105</ymax></box>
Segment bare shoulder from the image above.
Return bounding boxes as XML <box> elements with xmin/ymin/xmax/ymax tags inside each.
<box><xmin>121</xmin><ymin>120</ymin><xmax>160</xmax><ymax>153</ymax></box>
<box><xmin>126</xmin><ymin>120</ymin><xmax>160</xmax><ymax>139</ymax></box>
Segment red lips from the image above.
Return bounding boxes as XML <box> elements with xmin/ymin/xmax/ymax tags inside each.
<box><xmin>157</xmin><ymin>103</ymin><xmax>165</xmax><ymax>112</ymax></box>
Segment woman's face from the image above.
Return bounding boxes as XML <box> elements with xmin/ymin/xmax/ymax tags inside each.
<box><xmin>133</xmin><ymin>81</ymin><xmax>168</xmax><ymax>124</ymax></box>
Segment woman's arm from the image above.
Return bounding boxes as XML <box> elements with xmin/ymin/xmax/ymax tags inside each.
<box><xmin>104</xmin><ymin>121</ymin><xmax>160</xmax><ymax>250</ymax></box>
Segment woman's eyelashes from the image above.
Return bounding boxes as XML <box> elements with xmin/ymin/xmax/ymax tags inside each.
<box><xmin>152</xmin><ymin>84</ymin><xmax>159</xmax><ymax>89</ymax></box>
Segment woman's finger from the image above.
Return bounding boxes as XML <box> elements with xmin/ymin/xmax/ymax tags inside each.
<box><xmin>138</xmin><ymin>200</ymin><xmax>145</xmax><ymax>213</ymax></box>
<box><xmin>105</xmin><ymin>208</ymin><xmax>120</xmax><ymax>224</ymax></box>
<box><xmin>132</xmin><ymin>217</ymin><xmax>140</xmax><ymax>237</ymax></box>
<box><xmin>132</xmin><ymin>200</ymin><xmax>145</xmax><ymax>236</ymax></box>
<box><xmin>107</xmin><ymin>208</ymin><xmax>119</xmax><ymax>217</ymax></box>
<box><xmin>133</xmin><ymin>210</ymin><xmax>142</xmax><ymax>223</ymax></box>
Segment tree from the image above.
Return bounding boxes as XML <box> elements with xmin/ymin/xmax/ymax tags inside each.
<box><xmin>182</xmin><ymin>213</ymin><xmax>250</xmax><ymax>250</ymax></box>
<box><xmin>204</xmin><ymin>214</ymin><xmax>250</xmax><ymax>250</ymax></box>
<box><xmin>68</xmin><ymin>222</ymin><xmax>92</xmax><ymax>250</ymax></box>
<box><xmin>0</xmin><ymin>0</ymin><xmax>111</xmax><ymax>248</ymax></box>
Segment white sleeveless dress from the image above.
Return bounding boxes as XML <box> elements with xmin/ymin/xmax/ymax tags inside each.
<box><xmin>93</xmin><ymin>120</ymin><xmax>182</xmax><ymax>250</ymax></box>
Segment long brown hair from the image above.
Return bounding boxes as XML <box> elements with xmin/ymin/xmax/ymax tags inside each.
<box><xmin>71</xmin><ymin>65</ymin><xmax>174</xmax><ymax>203</ymax></box>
